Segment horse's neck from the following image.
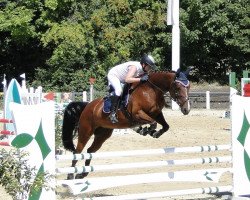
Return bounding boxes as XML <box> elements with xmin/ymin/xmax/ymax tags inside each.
<box><xmin>149</xmin><ymin>72</ymin><xmax>175</xmax><ymax>92</ymax></box>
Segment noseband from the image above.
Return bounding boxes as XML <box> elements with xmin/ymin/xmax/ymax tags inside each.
<box><xmin>171</xmin><ymin>80</ymin><xmax>190</xmax><ymax>107</ymax></box>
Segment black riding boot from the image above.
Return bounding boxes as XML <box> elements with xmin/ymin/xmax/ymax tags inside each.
<box><xmin>109</xmin><ymin>95</ymin><xmax>119</xmax><ymax>123</ymax></box>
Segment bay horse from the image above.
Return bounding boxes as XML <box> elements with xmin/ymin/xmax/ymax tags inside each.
<box><xmin>62</xmin><ymin>68</ymin><xmax>191</xmax><ymax>179</ymax></box>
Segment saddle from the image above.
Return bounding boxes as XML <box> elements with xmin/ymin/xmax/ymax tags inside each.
<box><xmin>103</xmin><ymin>83</ymin><xmax>131</xmax><ymax>113</ymax></box>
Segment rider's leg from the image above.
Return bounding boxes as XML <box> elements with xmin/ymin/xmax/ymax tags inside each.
<box><xmin>109</xmin><ymin>95</ymin><xmax>120</xmax><ymax>123</ymax></box>
<box><xmin>107</xmin><ymin>74</ymin><xmax>122</xmax><ymax>123</ymax></box>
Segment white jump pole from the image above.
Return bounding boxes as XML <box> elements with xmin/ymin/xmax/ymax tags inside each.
<box><xmin>56</xmin><ymin>144</ymin><xmax>231</xmax><ymax>160</ymax></box>
<box><xmin>56</xmin><ymin>156</ymin><xmax>231</xmax><ymax>174</ymax></box>
<box><xmin>59</xmin><ymin>168</ymin><xmax>232</xmax><ymax>195</ymax></box>
<box><xmin>81</xmin><ymin>186</ymin><xmax>233</xmax><ymax>200</ymax></box>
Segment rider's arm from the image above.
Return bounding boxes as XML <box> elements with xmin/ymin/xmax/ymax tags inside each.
<box><xmin>124</xmin><ymin>65</ymin><xmax>141</xmax><ymax>83</ymax></box>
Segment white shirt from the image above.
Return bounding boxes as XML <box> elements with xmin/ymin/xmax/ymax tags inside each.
<box><xmin>108</xmin><ymin>61</ymin><xmax>144</xmax><ymax>83</ymax></box>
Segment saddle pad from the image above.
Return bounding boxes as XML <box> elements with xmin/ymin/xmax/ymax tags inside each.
<box><xmin>103</xmin><ymin>97</ymin><xmax>111</xmax><ymax>113</ymax></box>
<box><xmin>102</xmin><ymin>94</ymin><xmax>129</xmax><ymax>114</ymax></box>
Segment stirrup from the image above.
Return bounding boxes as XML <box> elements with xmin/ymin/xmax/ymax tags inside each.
<box><xmin>109</xmin><ymin>113</ymin><xmax>118</xmax><ymax>123</ymax></box>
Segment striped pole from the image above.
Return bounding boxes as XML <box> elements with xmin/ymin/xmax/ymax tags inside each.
<box><xmin>0</xmin><ymin>141</ymin><xmax>10</xmax><ymax>146</ymax></box>
<box><xmin>0</xmin><ymin>130</ymin><xmax>15</xmax><ymax>135</ymax></box>
<box><xmin>56</xmin><ymin>156</ymin><xmax>231</xmax><ymax>174</ymax></box>
<box><xmin>56</xmin><ymin>144</ymin><xmax>231</xmax><ymax>161</ymax></box>
<box><xmin>80</xmin><ymin>185</ymin><xmax>233</xmax><ymax>200</ymax></box>
<box><xmin>0</xmin><ymin>118</ymin><xmax>13</xmax><ymax>123</ymax></box>
<box><xmin>58</xmin><ymin>168</ymin><xmax>232</xmax><ymax>195</ymax></box>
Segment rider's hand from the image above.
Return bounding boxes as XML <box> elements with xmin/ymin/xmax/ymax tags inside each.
<box><xmin>140</xmin><ymin>74</ymin><xmax>149</xmax><ymax>83</ymax></box>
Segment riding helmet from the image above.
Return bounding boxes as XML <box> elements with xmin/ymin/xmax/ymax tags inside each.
<box><xmin>141</xmin><ymin>54</ymin><xmax>156</xmax><ymax>68</ymax></box>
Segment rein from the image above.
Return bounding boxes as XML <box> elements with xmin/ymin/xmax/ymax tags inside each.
<box><xmin>147</xmin><ymin>80</ymin><xmax>165</xmax><ymax>94</ymax></box>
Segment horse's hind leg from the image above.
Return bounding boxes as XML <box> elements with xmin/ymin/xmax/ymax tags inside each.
<box><xmin>67</xmin><ymin>126</ymin><xmax>93</xmax><ymax>180</ymax></box>
<box><xmin>75</xmin><ymin>127</ymin><xmax>113</xmax><ymax>179</ymax></box>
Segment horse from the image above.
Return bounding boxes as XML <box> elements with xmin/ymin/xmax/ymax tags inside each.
<box><xmin>62</xmin><ymin>68</ymin><xmax>191</xmax><ymax>179</ymax></box>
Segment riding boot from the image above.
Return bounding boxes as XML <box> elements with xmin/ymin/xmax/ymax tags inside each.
<box><xmin>109</xmin><ymin>95</ymin><xmax>119</xmax><ymax>123</ymax></box>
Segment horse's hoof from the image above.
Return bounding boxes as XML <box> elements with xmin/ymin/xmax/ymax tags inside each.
<box><xmin>149</xmin><ymin>130</ymin><xmax>157</xmax><ymax>137</ymax></box>
<box><xmin>75</xmin><ymin>172</ymin><xmax>88</xmax><ymax>179</ymax></box>
<box><xmin>134</xmin><ymin>127</ymin><xmax>142</xmax><ymax>133</ymax></box>
<box><xmin>67</xmin><ymin>173</ymin><xmax>74</xmax><ymax>180</ymax></box>
<box><xmin>139</xmin><ymin>127</ymin><xmax>148</xmax><ymax>136</ymax></box>
<box><xmin>75</xmin><ymin>174</ymin><xmax>84</xmax><ymax>179</ymax></box>
<box><xmin>152</xmin><ymin>131</ymin><xmax>163</xmax><ymax>138</ymax></box>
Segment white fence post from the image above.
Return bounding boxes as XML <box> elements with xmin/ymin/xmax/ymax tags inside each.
<box><xmin>206</xmin><ymin>91</ymin><xmax>210</xmax><ymax>109</ymax></box>
<box><xmin>90</xmin><ymin>85</ymin><xmax>94</xmax><ymax>102</ymax></box>
<box><xmin>82</xmin><ymin>91</ymin><xmax>87</xmax><ymax>101</ymax></box>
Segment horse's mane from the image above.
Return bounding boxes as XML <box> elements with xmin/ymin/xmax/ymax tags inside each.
<box><xmin>150</xmin><ymin>70</ymin><xmax>176</xmax><ymax>74</ymax></box>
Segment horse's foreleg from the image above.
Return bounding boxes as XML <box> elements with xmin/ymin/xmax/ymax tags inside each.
<box><xmin>137</xmin><ymin>121</ymin><xmax>157</xmax><ymax>136</ymax></box>
<box><xmin>148</xmin><ymin>121</ymin><xmax>157</xmax><ymax>135</ymax></box>
<box><xmin>135</xmin><ymin>111</ymin><xmax>157</xmax><ymax>136</ymax></box>
<box><xmin>151</xmin><ymin>112</ymin><xmax>169</xmax><ymax>138</ymax></box>
<box><xmin>136</xmin><ymin>110</ymin><xmax>155</xmax><ymax>123</ymax></box>
<box><xmin>75</xmin><ymin>128</ymin><xmax>113</xmax><ymax>179</ymax></box>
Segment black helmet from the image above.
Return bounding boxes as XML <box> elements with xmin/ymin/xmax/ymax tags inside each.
<box><xmin>141</xmin><ymin>54</ymin><xmax>156</xmax><ymax>69</ymax></box>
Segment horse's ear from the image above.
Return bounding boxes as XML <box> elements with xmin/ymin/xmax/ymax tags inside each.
<box><xmin>184</xmin><ymin>66</ymin><xmax>194</xmax><ymax>76</ymax></box>
<box><xmin>176</xmin><ymin>68</ymin><xmax>181</xmax><ymax>77</ymax></box>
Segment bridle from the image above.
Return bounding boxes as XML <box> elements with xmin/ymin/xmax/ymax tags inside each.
<box><xmin>144</xmin><ymin>72</ymin><xmax>190</xmax><ymax>107</ymax></box>
<box><xmin>170</xmin><ymin>80</ymin><xmax>190</xmax><ymax>107</ymax></box>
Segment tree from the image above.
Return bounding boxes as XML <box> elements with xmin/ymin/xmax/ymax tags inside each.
<box><xmin>0</xmin><ymin>0</ymin><xmax>249</xmax><ymax>90</ymax></box>
<box><xmin>180</xmin><ymin>0</ymin><xmax>249</xmax><ymax>83</ymax></box>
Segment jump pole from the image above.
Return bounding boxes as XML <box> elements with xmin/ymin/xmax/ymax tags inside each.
<box><xmin>56</xmin><ymin>156</ymin><xmax>231</xmax><ymax>174</ymax></box>
<box><xmin>81</xmin><ymin>186</ymin><xmax>233</xmax><ymax>200</ymax></box>
<box><xmin>56</xmin><ymin>144</ymin><xmax>231</xmax><ymax>160</ymax></box>
<box><xmin>58</xmin><ymin>168</ymin><xmax>232</xmax><ymax>195</ymax></box>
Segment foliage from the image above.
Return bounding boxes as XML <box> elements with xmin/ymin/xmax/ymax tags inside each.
<box><xmin>180</xmin><ymin>0</ymin><xmax>249</xmax><ymax>83</ymax></box>
<box><xmin>0</xmin><ymin>149</ymin><xmax>53</xmax><ymax>200</ymax></box>
<box><xmin>0</xmin><ymin>0</ymin><xmax>249</xmax><ymax>91</ymax></box>
<box><xmin>55</xmin><ymin>110</ymin><xmax>63</xmax><ymax>150</ymax></box>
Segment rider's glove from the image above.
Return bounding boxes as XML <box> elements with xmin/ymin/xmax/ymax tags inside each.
<box><xmin>140</xmin><ymin>74</ymin><xmax>149</xmax><ymax>83</ymax></box>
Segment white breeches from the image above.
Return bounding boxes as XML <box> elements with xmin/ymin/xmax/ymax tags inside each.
<box><xmin>107</xmin><ymin>74</ymin><xmax>123</xmax><ymax>96</ymax></box>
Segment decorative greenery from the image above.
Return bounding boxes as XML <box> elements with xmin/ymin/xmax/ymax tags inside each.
<box><xmin>0</xmin><ymin>149</ymin><xmax>53</xmax><ymax>200</ymax></box>
<box><xmin>55</xmin><ymin>110</ymin><xmax>63</xmax><ymax>150</ymax></box>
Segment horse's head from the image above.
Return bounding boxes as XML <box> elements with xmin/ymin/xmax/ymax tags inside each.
<box><xmin>169</xmin><ymin>68</ymin><xmax>192</xmax><ymax>115</ymax></box>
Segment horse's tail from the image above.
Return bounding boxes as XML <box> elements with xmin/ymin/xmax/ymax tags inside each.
<box><xmin>62</xmin><ymin>101</ymin><xmax>89</xmax><ymax>152</ymax></box>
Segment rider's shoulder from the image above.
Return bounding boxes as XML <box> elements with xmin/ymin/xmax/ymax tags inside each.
<box><xmin>126</xmin><ymin>61</ymin><xmax>141</xmax><ymax>67</ymax></box>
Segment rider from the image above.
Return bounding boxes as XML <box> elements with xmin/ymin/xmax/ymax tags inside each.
<box><xmin>107</xmin><ymin>54</ymin><xmax>156</xmax><ymax>123</ymax></box>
